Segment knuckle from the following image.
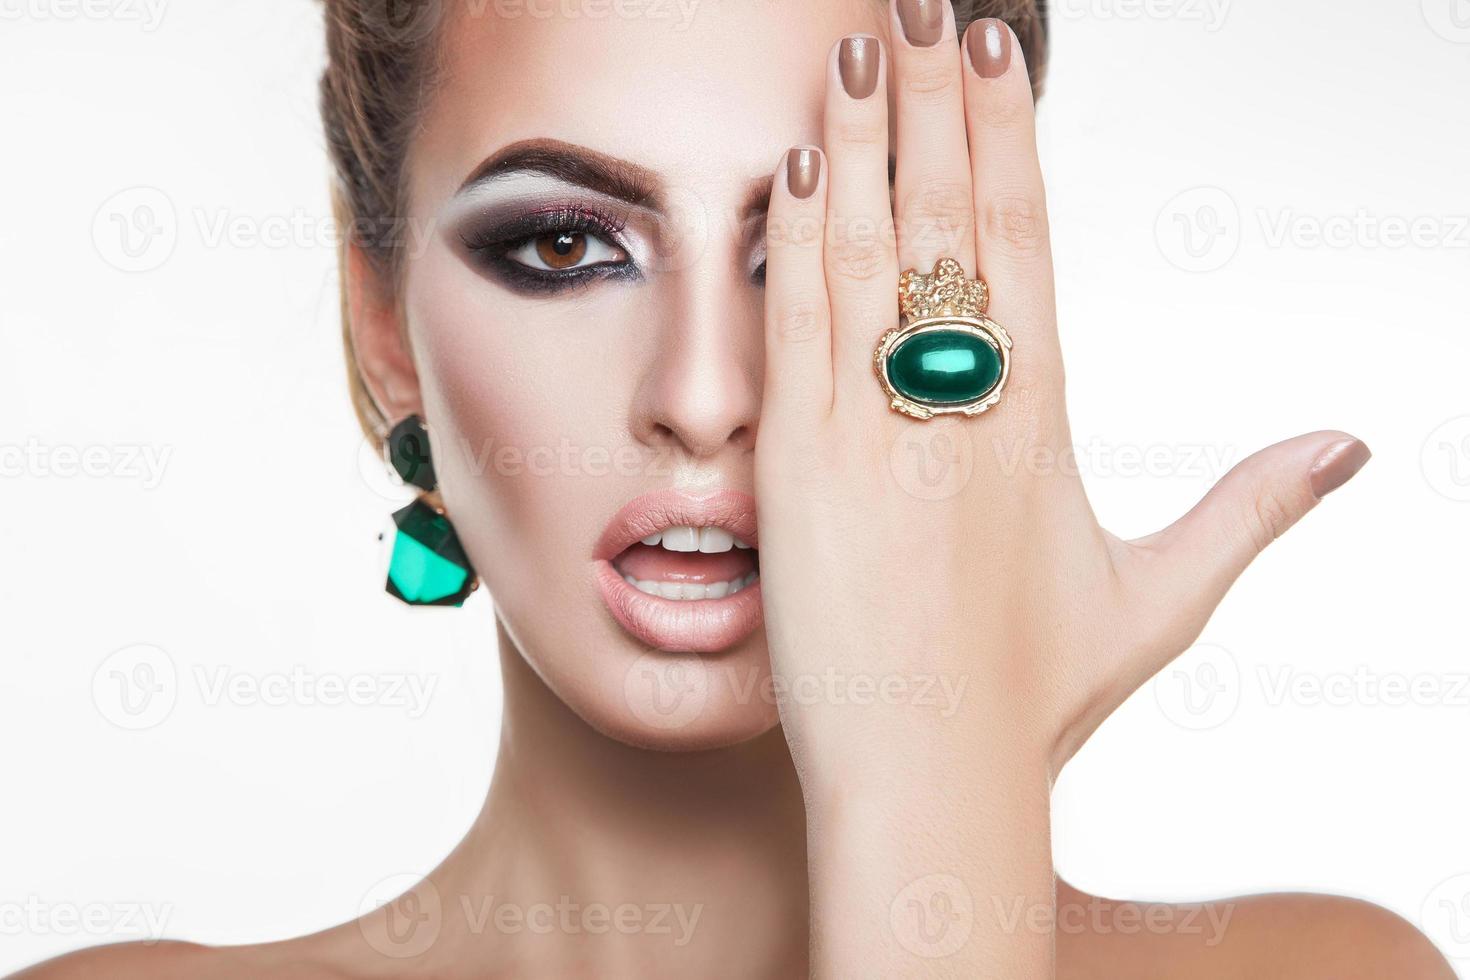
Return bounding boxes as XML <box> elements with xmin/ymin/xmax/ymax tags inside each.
<box><xmin>898</xmin><ymin>178</ymin><xmax>975</xmax><ymax>254</ymax></box>
<box><xmin>831</xmin><ymin>116</ymin><xmax>886</xmax><ymax>149</ymax></box>
<box><xmin>767</xmin><ymin>210</ymin><xmax>823</xmax><ymax>250</ymax></box>
<box><xmin>772</xmin><ymin>300</ymin><xmax>826</xmax><ymax>345</ymax></box>
<box><xmin>899</xmin><ymin>60</ymin><xmax>961</xmax><ymax>103</ymax></box>
<box><xmin>983</xmin><ymin>195</ymin><xmax>1050</xmax><ymax>258</ymax></box>
<box><xmin>978</xmin><ymin>90</ymin><xmax>1032</xmax><ymax>130</ymax></box>
<box><xmin>826</xmin><ymin>225</ymin><xmax>889</xmax><ymax>283</ymax></box>
<box><xmin>1245</xmin><ymin>488</ymin><xmax>1298</xmax><ymax>553</ymax></box>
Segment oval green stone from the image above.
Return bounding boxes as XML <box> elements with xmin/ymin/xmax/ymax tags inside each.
<box><xmin>887</xmin><ymin>330</ymin><xmax>1001</xmax><ymax>406</ymax></box>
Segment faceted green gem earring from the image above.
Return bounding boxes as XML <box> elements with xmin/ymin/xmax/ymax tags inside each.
<box><xmin>382</xmin><ymin>415</ymin><xmax>479</xmax><ymax>607</ymax></box>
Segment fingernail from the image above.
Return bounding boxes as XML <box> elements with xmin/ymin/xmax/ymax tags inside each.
<box><xmin>896</xmin><ymin>0</ymin><xmax>944</xmax><ymax>47</ymax></box>
<box><xmin>787</xmin><ymin>147</ymin><xmax>820</xmax><ymax>199</ymax></box>
<box><xmin>966</xmin><ymin>18</ymin><xmax>1012</xmax><ymax>78</ymax></box>
<box><xmin>839</xmin><ymin>35</ymin><xmax>879</xmax><ymax>99</ymax></box>
<box><xmin>1309</xmin><ymin>438</ymin><xmax>1372</xmax><ymax>499</ymax></box>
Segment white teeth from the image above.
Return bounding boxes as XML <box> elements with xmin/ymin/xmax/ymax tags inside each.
<box><xmin>622</xmin><ymin>571</ymin><xmax>759</xmax><ymax>601</ymax></box>
<box><xmin>641</xmin><ymin>525</ymin><xmax>751</xmax><ymax>553</ymax></box>
<box><xmin>698</xmin><ymin>527</ymin><xmax>734</xmax><ymax>553</ymax></box>
<box><xmin>659</xmin><ymin>526</ymin><xmax>699</xmax><ymax>552</ymax></box>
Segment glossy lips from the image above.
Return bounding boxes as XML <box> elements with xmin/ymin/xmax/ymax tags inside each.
<box><xmin>593</xmin><ymin>489</ymin><xmax>762</xmax><ymax>653</ymax></box>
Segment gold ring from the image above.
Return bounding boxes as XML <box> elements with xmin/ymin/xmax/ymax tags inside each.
<box><xmin>873</xmin><ymin>258</ymin><xmax>1012</xmax><ymax>420</ymax></box>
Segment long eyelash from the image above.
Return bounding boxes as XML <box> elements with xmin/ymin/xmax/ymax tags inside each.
<box><xmin>458</xmin><ymin>205</ymin><xmax>638</xmax><ymax>294</ymax></box>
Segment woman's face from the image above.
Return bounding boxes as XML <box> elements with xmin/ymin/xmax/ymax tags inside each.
<box><xmin>389</xmin><ymin>0</ymin><xmax>889</xmax><ymax>749</ymax></box>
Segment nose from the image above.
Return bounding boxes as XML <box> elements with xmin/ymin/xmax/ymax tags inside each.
<box><xmin>629</xmin><ymin>270</ymin><xmax>762</xmax><ymax>462</ymax></box>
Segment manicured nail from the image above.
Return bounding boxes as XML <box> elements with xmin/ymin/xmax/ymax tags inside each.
<box><xmin>966</xmin><ymin>18</ymin><xmax>1011</xmax><ymax>78</ymax></box>
<box><xmin>1309</xmin><ymin>438</ymin><xmax>1371</xmax><ymax>499</ymax></box>
<box><xmin>839</xmin><ymin>35</ymin><xmax>879</xmax><ymax>99</ymax></box>
<box><xmin>787</xmin><ymin>147</ymin><xmax>820</xmax><ymax>199</ymax></box>
<box><xmin>896</xmin><ymin>0</ymin><xmax>944</xmax><ymax>47</ymax></box>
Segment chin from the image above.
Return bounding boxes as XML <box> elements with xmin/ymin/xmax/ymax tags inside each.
<box><xmin>512</xmin><ymin>603</ymin><xmax>782</xmax><ymax>751</ymax></box>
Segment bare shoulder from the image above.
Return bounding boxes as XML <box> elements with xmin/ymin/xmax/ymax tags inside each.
<box><xmin>1058</xmin><ymin>884</ymin><xmax>1455</xmax><ymax>980</ymax></box>
<box><xmin>9</xmin><ymin>939</ymin><xmax>355</xmax><ymax>980</ymax></box>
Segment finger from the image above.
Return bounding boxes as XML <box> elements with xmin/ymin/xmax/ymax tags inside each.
<box><xmin>823</xmin><ymin>34</ymin><xmax>900</xmax><ymax>408</ymax></box>
<box><xmin>764</xmin><ymin>146</ymin><xmax>833</xmax><ymax>421</ymax></box>
<box><xmin>890</xmin><ymin>0</ymin><xmax>978</xmax><ymax>277</ymax></box>
<box><xmin>1124</xmin><ymin>431</ymin><xmax>1373</xmax><ymax>662</ymax></box>
<box><xmin>961</xmin><ymin>19</ymin><xmax>1057</xmax><ymax>356</ymax></box>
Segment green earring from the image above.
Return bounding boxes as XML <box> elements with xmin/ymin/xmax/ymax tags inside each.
<box><xmin>382</xmin><ymin>416</ymin><xmax>479</xmax><ymax>607</ymax></box>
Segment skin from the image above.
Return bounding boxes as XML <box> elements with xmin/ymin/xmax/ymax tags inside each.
<box><xmin>12</xmin><ymin>1</ymin><xmax>1455</xmax><ymax>977</ymax></box>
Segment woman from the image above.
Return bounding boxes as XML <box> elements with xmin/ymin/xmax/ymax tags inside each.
<box><xmin>16</xmin><ymin>0</ymin><xmax>1454</xmax><ymax>976</ymax></box>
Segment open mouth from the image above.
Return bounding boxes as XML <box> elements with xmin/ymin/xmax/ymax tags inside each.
<box><xmin>611</xmin><ymin>526</ymin><xmax>759</xmax><ymax>601</ymax></box>
<box><xmin>593</xmin><ymin>489</ymin><xmax>764</xmax><ymax>653</ymax></box>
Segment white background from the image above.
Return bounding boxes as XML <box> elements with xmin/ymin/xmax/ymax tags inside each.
<box><xmin>2</xmin><ymin>0</ymin><xmax>1468</xmax><ymax>973</ymax></box>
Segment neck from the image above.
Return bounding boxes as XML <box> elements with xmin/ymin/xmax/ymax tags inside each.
<box><xmin>424</xmin><ymin>620</ymin><xmax>809</xmax><ymax>978</ymax></box>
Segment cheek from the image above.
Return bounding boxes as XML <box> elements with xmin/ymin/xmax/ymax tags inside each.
<box><xmin>400</xmin><ymin>248</ymin><xmax>639</xmax><ymax>588</ymax></box>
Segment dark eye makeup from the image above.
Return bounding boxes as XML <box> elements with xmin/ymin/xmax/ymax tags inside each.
<box><xmin>457</xmin><ymin>204</ymin><xmax>639</xmax><ymax>295</ymax></box>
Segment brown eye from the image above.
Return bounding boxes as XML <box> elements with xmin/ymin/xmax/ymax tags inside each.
<box><xmin>535</xmin><ymin>232</ymin><xmax>587</xmax><ymax>270</ymax></box>
<box><xmin>504</xmin><ymin>229</ymin><xmax>625</xmax><ymax>273</ymax></box>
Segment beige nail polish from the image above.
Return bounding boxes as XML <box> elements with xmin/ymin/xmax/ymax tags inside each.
<box><xmin>966</xmin><ymin>18</ymin><xmax>1011</xmax><ymax>78</ymax></box>
<box><xmin>897</xmin><ymin>0</ymin><xmax>944</xmax><ymax>47</ymax></box>
<box><xmin>787</xmin><ymin>148</ymin><xmax>820</xmax><ymax>199</ymax></box>
<box><xmin>839</xmin><ymin>35</ymin><xmax>879</xmax><ymax>100</ymax></box>
<box><xmin>1309</xmin><ymin>439</ymin><xmax>1372</xmax><ymax>499</ymax></box>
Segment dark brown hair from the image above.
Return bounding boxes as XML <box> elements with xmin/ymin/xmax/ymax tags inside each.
<box><xmin>320</xmin><ymin>0</ymin><xmax>1049</xmax><ymax>440</ymax></box>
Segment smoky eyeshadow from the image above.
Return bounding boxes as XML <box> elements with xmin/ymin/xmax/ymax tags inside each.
<box><xmin>445</xmin><ymin>186</ymin><xmax>642</xmax><ymax>296</ymax></box>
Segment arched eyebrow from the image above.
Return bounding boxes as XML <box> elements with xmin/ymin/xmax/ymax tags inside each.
<box><xmin>456</xmin><ymin>137</ymin><xmax>662</xmax><ymax>209</ymax></box>
<box><xmin>460</xmin><ymin>137</ymin><xmax>896</xmax><ymax>217</ymax></box>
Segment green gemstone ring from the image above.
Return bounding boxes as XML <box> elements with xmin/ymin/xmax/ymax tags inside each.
<box><xmin>874</xmin><ymin>258</ymin><xmax>1012</xmax><ymax>420</ymax></box>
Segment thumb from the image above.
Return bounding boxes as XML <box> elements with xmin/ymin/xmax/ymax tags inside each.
<box><xmin>1127</xmin><ymin>430</ymin><xmax>1371</xmax><ymax>643</ymax></box>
